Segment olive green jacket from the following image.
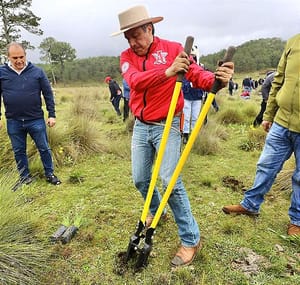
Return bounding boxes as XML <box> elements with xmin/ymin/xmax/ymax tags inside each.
<box><xmin>263</xmin><ymin>33</ymin><xmax>300</xmax><ymax>132</ymax></box>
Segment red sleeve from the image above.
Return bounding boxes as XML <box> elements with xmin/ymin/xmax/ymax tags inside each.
<box><xmin>185</xmin><ymin>63</ymin><xmax>215</xmax><ymax>91</ymax></box>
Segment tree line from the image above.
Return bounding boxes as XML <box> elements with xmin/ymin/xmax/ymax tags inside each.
<box><xmin>200</xmin><ymin>37</ymin><xmax>285</xmax><ymax>73</ymax></box>
<box><xmin>38</xmin><ymin>37</ymin><xmax>285</xmax><ymax>85</ymax></box>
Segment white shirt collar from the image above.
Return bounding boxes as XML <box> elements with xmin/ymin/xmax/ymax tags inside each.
<box><xmin>8</xmin><ymin>61</ymin><xmax>28</xmax><ymax>75</ymax></box>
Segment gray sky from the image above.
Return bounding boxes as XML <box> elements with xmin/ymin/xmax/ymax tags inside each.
<box><xmin>24</xmin><ymin>0</ymin><xmax>300</xmax><ymax>63</ymax></box>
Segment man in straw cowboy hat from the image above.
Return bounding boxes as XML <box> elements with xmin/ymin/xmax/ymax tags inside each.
<box><xmin>111</xmin><ymin>5</ymin><xmax>234</xmax><ymax>267</ymax></box>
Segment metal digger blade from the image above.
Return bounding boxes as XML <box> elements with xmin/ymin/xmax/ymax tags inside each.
<box><xmin>125</xmin><ymin>220</ymin><xmax>145</xmax><ymax>262</ymax></box>
<box><xmin>135</xmin><ymin>228</ymin><xmax>155</xmax><ymax>269</ymax></box>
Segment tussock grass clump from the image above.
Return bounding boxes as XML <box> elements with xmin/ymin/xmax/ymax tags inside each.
<box><xmin>48</xmin><ymin>91</ymin><xmax>110</xmax><ymax>166</ymax></box>
<box><xmin>239</xmin><ymin>127</ymin><xmax>266</xmax><ymax>151</ymax></box>
<box><xmin>68</xmin><ymin>116</ymin><xmax>106</xmax><ymax>154</ymax></box>
<box><xmin>217</xmin><ymin>107</ymin><xmax>245</xmax><ymax>125</ymax></box>
<box><xmin>69</xmin><ymin>93</ymin><xmax>100</xmax><ymax>121</ymax></box>
<box><xmin>0</xmin><ymin>173</ymin><xmax>49</xmax><ymax>285</ymax></box>
<box><xmin>192</xmin><ymin>122</ymin><xmax>228</xmax><ymax>155</ymax></box>
<box><xmin>0</xmin><ymin>129</ymin><xmax>15</xmax><ymax>171</ymax></box>
<box><xmin>125</xmin><ymin>115</ymin><xmax>135</xmax><ymax>133</ymax></box>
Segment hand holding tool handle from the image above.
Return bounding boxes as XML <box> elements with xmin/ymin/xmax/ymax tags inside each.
<box><xmin>177</xmin><ymin>36</ymin><xmax>194</xmax><ymax>82</ymax></box>
<box><xmin>210</xmin><ymin>46</ymin><xmax>236</xmax><ymax>94</ymax></box>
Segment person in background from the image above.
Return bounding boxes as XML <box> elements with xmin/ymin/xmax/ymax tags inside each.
<box><xmin>182</xmin><ymin>75</ymin><xmax>204</xmax><ymax>144</ymax></box>
<box><xmin>105</xmin><ymin>76</ymin><xmax>122</xmax><ymax>116</ymax></box>
<box><xmin>228</xmin><ymin>77</ymin><xmax>234</xmax><ymax>96</ymax></box>
<box><xmin>242</xmin><ymin>76</ymin><xmax>252</xmax><ymax>93</ymax></box>
<box><xmin>222</xmin><ymin>34</ymin><xmax>300</xmax><ymax>237</ymax></box>
<box><xmin>111</xmin><ymin>5</ymin><xmax>234</xmax><ymax>267</ymax></box>
<box><xmin>252</xmin><ymin>71</ymin><xmax>275</xmax><ymax>128</ymax></box>
<box><xmin>181</xmin><ymin>48</ymin><xmax>204</xmax><ymax>144</ymax></box>
<box><xmin>0</xmin><ymin>42</ymin><xmax>61</xmax><ymax>191</ymax></box>
<box><xmin>122</xmin><ymin>78</ymin><xmax>130</xmax><ymax>121</ymax></box>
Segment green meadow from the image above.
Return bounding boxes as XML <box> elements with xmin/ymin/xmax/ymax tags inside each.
<box><xmin>0</xmin><ymin>73</ymin><xmax>299</xmax><ymax>285</ymax></box>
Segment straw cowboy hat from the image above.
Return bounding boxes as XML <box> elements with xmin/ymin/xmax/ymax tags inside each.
<box><xmin>111</xmin><ymin>5</ymin><xmax>163</xmax><ymax>36</ymax></box>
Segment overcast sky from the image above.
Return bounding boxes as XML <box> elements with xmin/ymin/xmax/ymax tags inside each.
<box><xmin>24</xmin><ymin>0</ymin><xmax>300</xmax><ymax>63</ymax></box>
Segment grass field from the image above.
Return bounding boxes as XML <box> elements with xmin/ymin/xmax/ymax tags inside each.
<box><xmin>0</xmin><ymin>76</ymin><xmax>299</xmax><ymax>285</ymax></box>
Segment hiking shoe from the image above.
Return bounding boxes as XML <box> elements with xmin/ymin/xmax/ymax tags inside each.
<box><xmin>12</xmin><ymin>176</ymin><xmax>33</xmax><ymax>192</ymax></box>
<box><xmin>222</xmin><ymin>204</ymin><xmax>259</xmax><ymax>216</ymax></box>
<box><xmin>287</xmin><ymin>224</ymin><xmax>300</xmax><ymax>236</ymax></box>
<box><xmin>171</xmin><ymin>240</ymin><xmax>203</xmax><ymax>268</ymax></box>
<box><xmin>46</xmin><ymin>174</ymin><xmax>61</xmax><ymax>185</ymax></box>
<box><xmin>146</xmin><ymin>213</ymin><xmax>168</xmax><ymax>228</ymax></box>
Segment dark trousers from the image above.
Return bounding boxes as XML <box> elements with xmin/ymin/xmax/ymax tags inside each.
<box><xmin>123</xmin><ymin>98</ymin><xmax>129</xmax><ymax>121</ymax></box>
<box><xmin>111</xmin><ymin>96</ymin><xmax>122</xmax><ymax>116</ymax></box>
<box><xmin>253</xmin><ymin>100</ymin><xmax>267</xmax><ymax>127</ymax></box>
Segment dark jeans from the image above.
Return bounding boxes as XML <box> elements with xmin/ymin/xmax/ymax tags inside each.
<box><xmin>7</xmin><ymin>118</ymin><xmax>54</xmax><ymax>178</ymax></box>
<box><xmin>111</xmin><ymin>96</ymin><xmax>121</xmax><ymax>116</ymax></box>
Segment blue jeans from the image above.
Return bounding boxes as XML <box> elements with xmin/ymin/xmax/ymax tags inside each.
<box><xmin>7</xmin><ymin>118</ymin><xmax>54</xmax><ymax>179</ymax></box>
<box><xmin>131</xmin><ymin>117</ymin><xmax>200</xmax><ymax>247</ymax></box>
<box><xmin>183</xmin><ymin>99</ymin><xmax>202</xmax><ymax>134</ymax></box>
<box><xmin>241</xmin><ymin>122</ymin><xmax>300</xmax><ymax>226</ymax></box>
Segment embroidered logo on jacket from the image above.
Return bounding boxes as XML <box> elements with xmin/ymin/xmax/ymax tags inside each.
<box><xmin>152</xmin><ymin>50</ymin><xmax>168</xmax><ymax>65</ymax></box>
<box><xmin>121</xmin><ymin>62</ymin><xmax>129</xmax><ymax>73</ymax></box>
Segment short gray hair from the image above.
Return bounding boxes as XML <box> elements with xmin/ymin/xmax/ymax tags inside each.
<box><xmin>6</xmin><ymin>42</ymin><xmax>26</xmax><ymax>56</ymax></box>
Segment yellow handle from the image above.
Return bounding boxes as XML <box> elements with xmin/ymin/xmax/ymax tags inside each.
<box><xmin>140</xmin><ymin>35</ymin><xmax>194</xmax><ymax>225</ymax></box>
<box><xmin>150</xmin><ymin>92</ymin><xmax>215</xmax><ymax>228</ymax></box>
<box><xmin>140</xmin><ymin>81</ymin><xmax>183</xmax><ymax>224</ymax></box>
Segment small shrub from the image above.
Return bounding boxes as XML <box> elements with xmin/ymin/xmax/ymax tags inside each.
<box><xmin>239</xmin><ymin>128</ymin><xmax>266</xmax><ymax>151</ymax></box>
<box><xmin>69</xmin><ymin>170</ymin><xmax>85</xmax><ymax>184</ymax></box>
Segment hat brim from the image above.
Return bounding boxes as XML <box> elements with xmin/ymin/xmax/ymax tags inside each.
<box><xmin>111</xmin><ymin>16</ymin><xmax>163</xmax><ymax>37</ymax></box>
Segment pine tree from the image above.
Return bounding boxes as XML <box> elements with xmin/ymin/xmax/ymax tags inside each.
<box><xmin>0</xmin><ymin>0</ymin><xmax>43</xmax><ymax>54</ymax></box>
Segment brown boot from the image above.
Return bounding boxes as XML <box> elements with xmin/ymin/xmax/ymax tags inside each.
<box><xmin>222</xmin><ymin>204</ymin><xmax>259</xmax><ymax>216</ymax></box>
<box><xmin>171</xmin><ymin>241</ymin><xmax>202</xmax><ymax>268</ymax></box>
<box><xmin>287</xmin><ymin>224</ymin><xmax>300</xmax><ymax>236</ymax></box>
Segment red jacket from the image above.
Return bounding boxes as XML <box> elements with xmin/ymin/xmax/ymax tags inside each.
<box><xmin>121</xmin><ymin>36</ymin><xmax>215</xmax><ymax>122</ymax></box>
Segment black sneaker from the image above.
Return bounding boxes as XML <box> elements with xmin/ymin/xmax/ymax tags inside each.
<box><xmin>46</xmin><ymin>174</ymin><xmax>61</xmax><ymax>185</ymax></box>
<box><xmin>12</xmin><ymin>176</ymin><xmax>33</xmax><ymax>192</ymax></box>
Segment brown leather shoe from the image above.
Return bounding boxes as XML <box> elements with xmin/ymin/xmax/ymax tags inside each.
<box><xmin>145</xmin><ymin>213</ymin><xmax>168</xmax><ymax>228</ymax></box>
<box><xmin>287</xmin><ymin>223</ymin><xmax>300</xmax><ymax>236</ymax></box>
<box><xmin>171</xmin><ymin>241</ymin><xmax>202</xmax><ymax>268</ymax></box>
<box><xmin>222</xmin><ymin>204</ymin><xmax>259</xmax><ymax>216</ymax></box>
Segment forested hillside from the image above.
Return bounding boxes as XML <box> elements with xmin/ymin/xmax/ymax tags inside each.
<box><xmin>200</xmin><ymin>37</ymin><xmax>285</xmax><ymax>72</ymax></box>
<box><xmin>38</xmin><ymin>37</ymin><xmax>286</xmax><ymax>85</ymax></box>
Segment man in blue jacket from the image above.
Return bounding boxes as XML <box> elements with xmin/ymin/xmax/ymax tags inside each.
<box><xmin>0</xmin><ymin>42</ymin><xmax>61</xmax><ymax>190</ymax></box>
